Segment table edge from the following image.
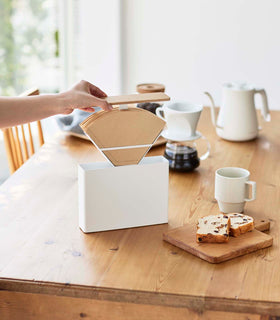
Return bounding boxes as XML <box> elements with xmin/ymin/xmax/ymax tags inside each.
<box><xmin>0</xmin><ymin>278</ymin><xmax>279</xmax><ymax>316</ymax></box>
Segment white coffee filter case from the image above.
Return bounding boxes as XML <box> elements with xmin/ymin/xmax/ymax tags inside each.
<box><xmin>78</xmin><ymin>156</ymin><xmax>169</xmax><ymax>233</ymax></box>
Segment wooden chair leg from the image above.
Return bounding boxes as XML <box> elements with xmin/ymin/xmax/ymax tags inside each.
<box><xmin>37</xmin><ymin>121</ymin><xmax>44</xmax><ymax>146</ymax></box>
<box><xmin>28</xmin><ymin>123</ymin><xmax>35</xmax><ymax>155</ymax></box>
<box><xmin>14</xmin><ymin>126</ymin><xmax>23</xmax><ymax>166</ymax></box>
<box><xmin>21</xmin><ymin>125</ymin><xmax>29</xmax><ymax>162</ymax></box>
<box><xmin>2</xmin><ymin>129</ymin><xmax>16</xmax><ymax>174</ymax></box>
<box><xmin>8</xmin><ymin>128</ymin><xmax>19</xmax><ymax>170</ymax></box>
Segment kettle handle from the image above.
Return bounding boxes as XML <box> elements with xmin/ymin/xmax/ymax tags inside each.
<box><xmin>204</xmin><ymin>92</ymin><xmax>223</xmax><ymax>129</ymax></box>
<box><xmin>254</xmin><ymin>88</ymin><xmax>271</xmax><ymax>122</ymax></box>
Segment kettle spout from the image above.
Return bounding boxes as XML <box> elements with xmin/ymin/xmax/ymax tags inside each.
<box><xmin>204</xmin><ymin>91</ymin><xmax>220</xmax><ymax>128</ymax></box>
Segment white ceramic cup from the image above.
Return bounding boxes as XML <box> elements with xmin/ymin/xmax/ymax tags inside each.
<box><xmin>156</xmin><ymin>101</ymin><xmax>202</xmax><ymax>141</ymax></box>
<box><xmin>215</xmin><ymin>167</ymin><xmax>256</xmax><ymax>213</ymax></box>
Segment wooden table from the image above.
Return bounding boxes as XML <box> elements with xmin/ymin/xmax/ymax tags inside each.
<box><xmin>0</xmin><ymin>108</ymin><xmax>279</xmax><ymax>320</ymax></box>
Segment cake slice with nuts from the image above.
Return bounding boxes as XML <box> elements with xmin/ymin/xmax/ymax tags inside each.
<box><xmin>228</xmin><ymin>213</ymin><xmax>254</xmax><ymax>237</ymax></box>
<box><xmin>196</xmin><ymin>214</ymin><xmax>231</xmax><ymax>243</ymax></box>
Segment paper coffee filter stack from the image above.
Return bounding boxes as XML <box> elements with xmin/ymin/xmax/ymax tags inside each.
<box><xmin>80</xmin><ymin>107</ymin><xmax>166</xmax><ymax>166</ymax></box>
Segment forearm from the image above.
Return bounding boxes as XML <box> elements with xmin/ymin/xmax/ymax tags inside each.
<box><xmin>0</xmin><ymin>80</ymin><xmax>111</xmax><ymax>129</ymax></box>
<box><xmin>0</xmin><ymin>94</ymin><xmax>65</xmax><ymax>129</ymax></box>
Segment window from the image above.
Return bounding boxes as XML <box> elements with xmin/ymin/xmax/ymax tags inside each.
<box><xmin>0</xmin><ymin>0</ymin><xmax>59</xmax><ymax>95</ymax></box>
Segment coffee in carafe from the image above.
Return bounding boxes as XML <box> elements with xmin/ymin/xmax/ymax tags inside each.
<box><xmin>164</xmin><ymin>142</ymin><xmax>200</xmax><ymax>172</ymax></box>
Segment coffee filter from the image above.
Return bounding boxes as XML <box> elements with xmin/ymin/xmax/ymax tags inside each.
<box><xmin>80</xmin><ymin>107</ymin><xmax>166</xmax><ymax>166</ymax></box>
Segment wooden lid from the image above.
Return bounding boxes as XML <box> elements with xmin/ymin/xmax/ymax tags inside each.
<box><xmin>80</xmin><ymin>107</ymin><xmax>166</xmax><ymax>166</ymax></box>
<box><xmin>136</xmin><ymin>83</ymin><xmax>165</xmax><ymax>94</ymax></box>
<box><xmin>105</xmin><ymin>92</ymin><xmax>169</xmax><ymax>105</ymax></box>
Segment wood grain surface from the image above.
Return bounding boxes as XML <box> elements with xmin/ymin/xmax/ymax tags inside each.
<box><xmin>163</xmin><ymin>223</ymin><xmax>273</xmax><ymax>263</ymax></box>
<box><xmin>0</xmin><ymin>108</ymin><xmax>279</xmax><ymax>318</ymax></box>
<box><xmin>0</xmin><ymin>291</ymin><xmax>263</xmax><ymax>320</ymax></box>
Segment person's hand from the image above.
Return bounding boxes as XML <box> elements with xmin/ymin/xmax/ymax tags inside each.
<box><xmin>59</xmin><ymin>80</ymin><xmax>113</xmax><ymax>114</ymax></box>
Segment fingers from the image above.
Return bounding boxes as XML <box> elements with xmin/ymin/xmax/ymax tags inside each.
<box><xmin>87</xmin><ymin>82</ymin><xmax>108</xmax><ymax>98</ymax></box>
<box><xmin>69</xmin><ymin>80</ymin><xmax>112</xmax><ymax>111</ymax></box>
<box><xmin>79</xmin><ymin>100</ymin><xmax>112</xmax><ymax>112</ymax></box>
<box><xmin>74</xmin><ymin>80</ymin><xmax>108</xmax><ymax>98</ymax></box>
<box><xmin>84</xmin><ymin>95</ymin><xmax>112</xmax><ymax>111</ymax></box>
<box><xmin>93</xmin><ymin>97</ymin><xmax>113</xmax><ymax>111</ymax></box>
<box><xmin>78</xmin><ymin>107</ymin><xmax>96</xmax><ymax>113</ymax></box>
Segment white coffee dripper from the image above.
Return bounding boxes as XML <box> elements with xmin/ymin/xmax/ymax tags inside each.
<box><xmin>156</xmin><ymin>101</ymin><xmax>210</xmax><ymax>171</ymax></box>
<box><xmin>156</xmin><ymin>101</ymin><xmax>202</xmax><ymax>141</ymax></box>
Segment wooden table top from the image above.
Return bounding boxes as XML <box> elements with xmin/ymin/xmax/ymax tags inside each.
<box><xmin>0</xmin><ymin>108</ymin><xmax>279</xmax><ymax>315</ymax></box>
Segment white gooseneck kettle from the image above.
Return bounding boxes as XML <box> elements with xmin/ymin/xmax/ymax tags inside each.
<box><xmin>204</xmin><ymin>82</ymin><xmax>270</xmax><ymax>141</ymax></box>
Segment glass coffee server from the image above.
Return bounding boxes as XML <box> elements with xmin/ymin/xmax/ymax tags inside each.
<box><xmin>164</xmin><ymin>134</ymin><xmax>210</xmax><ymax>172</ymax></box>
<box><xmin>156</xmin><ymin>101</ymin><xmax>210</xmax><ymax>172</ymax></box>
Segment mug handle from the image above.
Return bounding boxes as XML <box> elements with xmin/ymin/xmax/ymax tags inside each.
<box><xmin>155</xmin><ymin>107</ymin><xmax>166</xmax><ymax>121</ymax></box>
<box><xmin>198</xmin><ymin>135</ymin><xmax>211</xmax><ymax>160</ymax></box>
<box><xmin>244</xmin><ymin>181</ymin><xmax>256</xmax><ymax>201</ymax></box>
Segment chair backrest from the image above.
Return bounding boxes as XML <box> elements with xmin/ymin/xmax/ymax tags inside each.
<box><xmin>2</xmin><ymin>88</ymin><xmax>44</xmax><ymax>174</ymax></box>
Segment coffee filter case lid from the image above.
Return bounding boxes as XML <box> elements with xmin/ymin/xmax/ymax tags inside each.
<box><xmin>80</xmin><ymin>107</ymin><xmax>166</xmax><ymax>166</ymax></box>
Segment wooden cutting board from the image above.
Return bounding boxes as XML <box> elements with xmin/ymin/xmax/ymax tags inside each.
<box><xmin>163</xmin><ymin>219</ymin><xmax>273</xmax><ymax>263</ymax></box>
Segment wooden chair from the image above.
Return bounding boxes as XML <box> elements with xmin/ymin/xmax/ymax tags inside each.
<box><xmin>2</xmin><ymin>88</ymin><xmax>44</xmax><ymax>174</ymax></box>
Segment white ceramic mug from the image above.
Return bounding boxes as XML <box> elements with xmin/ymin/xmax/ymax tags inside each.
<box><xmin>156</xmin><ymin>101</ymin><xmax>203</xmax><ymax>141</ymax></box>
<box><xmin>215</xmin><ymin>167</ymin><xmax>256</xmax><ymax>213</ymax></box>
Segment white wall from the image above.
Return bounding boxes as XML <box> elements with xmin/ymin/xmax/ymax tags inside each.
<box><xmin>75</xmin><ymin>0</ymin><xmax>121</xmax><ymax>95</ymax></box>
<box><xmin>122</xmin><ymin>0</ymin><xmax>280</xmax><ymax>109</ymax></box>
